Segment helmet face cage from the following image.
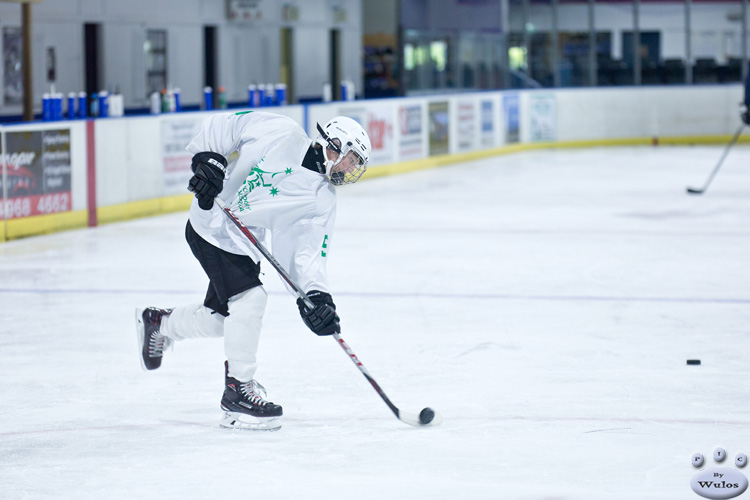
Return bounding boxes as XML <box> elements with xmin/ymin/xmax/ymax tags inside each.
<box><xmin>316</xmin><ymin>119</ymin><xmax>370</xmax><ymax>186</ymax></box>
<box><xmin>328</xmin><ymin>139</ymin><xmax>366</xmax><ymax>185</ymax></box>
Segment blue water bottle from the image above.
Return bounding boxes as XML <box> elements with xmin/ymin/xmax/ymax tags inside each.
<box><xmin>78</xmin><ymin>92</ymin><xmax>87</xmax><ymax>118</ymax></box>
<box><xmin>248</xmin><ymin>84</ymin><xmax>256</xmax><ymax>107</ymax></box>
<box><xmin>98</xmin><ymin>91</ymin><xmax>109</xmax><ymax>117</ymax></box>
<box><xmin>52</xmin><ymin>94</ymin><xmax>63</xmax><ymax>120</ymax></box>
<box><xmin>275</xmin><ymin>84</ymin><xmax>287</xmax><ymax>106</ymax></box>
<box><xmin>174</xmin><ymin>88</ymin><xmax>181</xmax><ymax>112</ymax></box>
<box><xmin>67</xmin><ymin>93</ymin><xmax>76</xmax><ymax>119</ymax></box>
<box><xmin>204</xmin><ymin>86</ymin><xmax>213</xmax><ymax>110</ymax></box>
<box><xmin>90</xmin><ymin>92</ymin><xmax>99</xmax><ymax>117</ymax></box>
<box><xmin>42</xmin><ymin>93</ymin><xmax>51</xmax><ymax>121</ymax></box>
<box><xmin>264</xmin><ymin>84</ymin><xmax>274</xmax><ymax>106</ymax></box>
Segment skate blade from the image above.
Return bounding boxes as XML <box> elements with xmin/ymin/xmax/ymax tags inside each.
<box><xmin>220</xmin><ymin>412</ymin><xmax>282</xmax><ymax>431</ymax></box>
<box><xmin>134</xmin><ymin>308</ymin><xmax>148</xmax><ymax>372</ymax></box>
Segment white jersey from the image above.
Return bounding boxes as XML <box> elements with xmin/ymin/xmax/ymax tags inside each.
<box><xmin>185</xmin><ymin>111</ymin><xmax>336</xmax><ymax>295</ymax></box>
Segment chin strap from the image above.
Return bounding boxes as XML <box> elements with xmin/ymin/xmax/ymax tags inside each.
<box><xmin>316</xmin><ymin>123</ymin><xmax>342</xmax><ymax>156</ymax></box>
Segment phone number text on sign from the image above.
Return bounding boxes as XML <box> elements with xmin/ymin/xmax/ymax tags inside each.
<box><xmin>2</xmin><ymin>192</ymin><xmax>71</xmax><ymax>219</ymax></box>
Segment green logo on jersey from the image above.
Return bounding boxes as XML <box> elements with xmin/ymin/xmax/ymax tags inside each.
<box><xmin>236</xmin><ymin>157</ymin><xmax>293</xmax><ymax>211</ymax></box>
<box><xmin>321</xmin><ymin>235</ymin><xmax>329</xmax><ymax>257</ymax></box>
<box><xmin>234</xmin><ymin>110</ymin><xmax>254</xmax><ymax>116</ymax></box>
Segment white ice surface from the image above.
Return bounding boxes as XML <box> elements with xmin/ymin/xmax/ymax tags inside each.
<box><xmin>1</xmin><ymin>145</ymin><xmax>750</xmax><ymax>499</ymax></box>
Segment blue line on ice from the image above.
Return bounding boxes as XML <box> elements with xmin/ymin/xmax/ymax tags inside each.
<box><xmin>0</xmin><ymin>287</ymin><xmax>748</xmax><ymax>304</ymax></box>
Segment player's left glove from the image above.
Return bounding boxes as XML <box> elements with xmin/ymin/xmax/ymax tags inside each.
<box><xmin>297</xmin><ymin>291</ymin><xmax>340</xmax><ymax>336</ymax></box>
<box><xmin>188</xmin><ymin>151</ymin><xmax>227</xmax><ymax>210</ymax></box>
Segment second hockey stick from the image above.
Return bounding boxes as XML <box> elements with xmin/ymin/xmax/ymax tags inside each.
<box><xmin>214</xmin><ymin>198</ymin><xmax>440</xmax><ymax>427</ymax></box>
<box><xmin>686</xmin><ymin>123</ymin><xmax>745</xmax><ymax>195</ymax></box>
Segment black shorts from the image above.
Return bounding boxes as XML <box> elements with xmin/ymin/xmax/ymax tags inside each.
<box><xmin>185</xmin><ymin>220</ymin><xmax>262</xmax><ymax>316</ymax></box>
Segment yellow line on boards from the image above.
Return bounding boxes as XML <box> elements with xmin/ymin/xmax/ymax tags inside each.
<box><xmin>96</xmin><ymin>195</ymin><xmax>193</xmax><ymax>225</ymax></box>
<box><xmin>3</xmin><ymin>195</ymin><xmax>193</xmax><ymax>242</ymax></box>
<box><xmin>361</xmin><ymin>133</ymin><xmax>748</xmax><ymax>180</ymax></box>
<box><xmin>5</xmin><ymin>210</ymin><xmax>88</xmax><ymax>240</ymax></box>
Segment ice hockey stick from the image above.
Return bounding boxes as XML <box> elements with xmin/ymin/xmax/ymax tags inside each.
<box><xmin>686</xmin><ymin>123</ymin><xmax>745</xmax><ymax>195</ymax></box>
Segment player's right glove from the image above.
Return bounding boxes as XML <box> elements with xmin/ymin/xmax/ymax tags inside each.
<box><xmin>188</xmin><ymin>151</ymin><xmax>227</xmax><ymax>210</ymax></box>
<box><xmin>297</xmin><ymin>290</ymin><xmax>340</xmax><ymax>336</ymax></box>
<box><xmin>741</xmin><ymin>104</ymin><xmax>750</xmax><ymax>126</ymax></box>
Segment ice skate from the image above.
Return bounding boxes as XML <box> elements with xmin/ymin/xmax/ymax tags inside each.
<box><xmin>135</xmin><ymin>307</ymin><xmax>173</xmax><ymax>371</ymax></box>
<box><xmin>220</xmin><ymin>361</ymin><xmax>283</xmax><ymax>431</ymax></box>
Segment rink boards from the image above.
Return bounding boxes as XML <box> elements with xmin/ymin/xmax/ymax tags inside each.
<box><xmin>0</xmin><ymin>84</ymin><xmax>746</xmax><ymax>241</ymax></box>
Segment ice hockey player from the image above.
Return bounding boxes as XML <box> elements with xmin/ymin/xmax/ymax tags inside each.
<box><xmin>135</xmin><ymin>111</ymin><xmax>371</xmax><ymax>430</ymax></box>
<box><xmin>742</xmin><ymin>65</ymin><xmax>750</xmax><ymax>126</ymax></box>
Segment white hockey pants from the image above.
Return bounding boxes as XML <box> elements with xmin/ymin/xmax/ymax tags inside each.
<box><xmin>159</xmin><ymin>286</ymin><xmax>268</xmax><ymax>382</ymax></box>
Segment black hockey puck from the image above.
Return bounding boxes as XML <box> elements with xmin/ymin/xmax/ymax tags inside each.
<box><xmin>687</xmin><ymin>359</ymin><xmax>701</xmax><ymax>366</ymax></box>
<box><xmin>419</xmin><ymin>407</ymin><xmax>435</xmax><ymax>425</ymax></box>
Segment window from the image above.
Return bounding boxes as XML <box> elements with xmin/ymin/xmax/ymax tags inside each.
<box><xmin>144</xmin><ymin>30</ymin><xmax>167</xmax><ymax>96</ymax></box>
<box><xmin>3</xmin><ymin>27</ymin><xmax>22</xmax><ymax>105</ymax></box>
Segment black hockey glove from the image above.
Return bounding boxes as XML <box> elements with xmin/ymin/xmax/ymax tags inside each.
<box><xmin>188</xmin><ymin>151</ymin><xmax>227</xmax><ymax>210</ymax></box>
<box><xmin>741</xmin><ymin>105</ymin><xmax>750</xmax><ymax>126</ymax></box>
<box><xmin>297</xmin><ymin>290</ymin><xmax>340</xmax><ymax>336</ymax></box>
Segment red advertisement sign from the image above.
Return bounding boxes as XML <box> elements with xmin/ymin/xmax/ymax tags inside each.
<box><xmin>1</xmin><ymin>129</ymin><xmax>72</xmax><ymax>219</ymax></box>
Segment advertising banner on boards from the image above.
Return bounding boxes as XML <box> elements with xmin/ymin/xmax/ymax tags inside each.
<box><xmin>529</xmin><ymin>94</ymin><xmax>557</xmax><ymax>142</ymax></box>
<box><xmin>480</xmin><ymin>99</ymin><xmax>496</xmax><ymax>148</ymax></box>
<box><xmin>1</xmin><ymin>129</ymin><xmax>72</xmax><ymax>219</ymax></box>
<box><xmin>456</xmin><ymin>100</ymin><xmax>476</xmax><ymax>152</ymax></box>
<box><xmin>161</xmin><ymin>117</ymin><xmax>204</xmax><ymax>195</ymax></box>
<box><xmin>338</xmin><ymin>105</ymin><xmax>396</xmax><ymax>166</ymax></box>
<box><xmin>397</xmin><ymin>104</ymin><xmax>425</xmax><ymax>161</ymax></box>
<box><xmin>503</xmin><ymin>93</ymin><xmax>520</xmax><ymax>144</ymax></box>
<box><xmin>428</xmin><ymin>101</ymin><xmax>450</xmax><ymax>156</ymax></box>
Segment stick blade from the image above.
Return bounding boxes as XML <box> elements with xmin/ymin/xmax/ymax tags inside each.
<box><xmin>398</xmin><ymin>408</ymin><xmax>443</xmax><ymax>427</ymax></box>
<box><xmin>686</xmin><ymin>187</ymin><xmax>705</xmax><ymax>195</ymax></box>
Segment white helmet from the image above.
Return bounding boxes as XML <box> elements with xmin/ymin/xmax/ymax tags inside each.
<box><xmin>315</xmin><ymin>116</ymin><xmax>371</xmax><ymax>185</ymax></box>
